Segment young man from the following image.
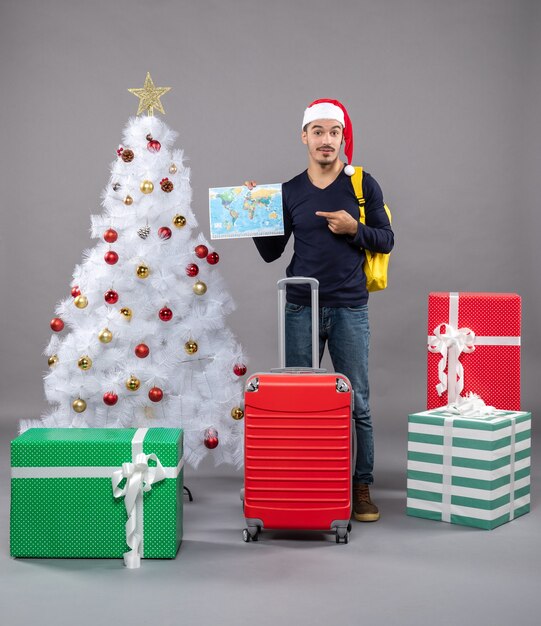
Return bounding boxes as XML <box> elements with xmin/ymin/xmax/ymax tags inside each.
<box><xmin>247</xmin><ymin>99</ymin><xmax>394</xmax><ymax>521</ymax></box>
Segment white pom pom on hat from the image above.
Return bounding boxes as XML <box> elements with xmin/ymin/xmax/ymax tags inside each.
<box><xmin>302</xmin><ymin>99</ymin><xmax>355</xmax><ymax>176</ymax></box>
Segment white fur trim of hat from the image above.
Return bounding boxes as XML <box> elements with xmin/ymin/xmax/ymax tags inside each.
<box><xmin>302</xmin><ymin>103</ymin><xmax>345</xmax><ymax>130</ymax></box>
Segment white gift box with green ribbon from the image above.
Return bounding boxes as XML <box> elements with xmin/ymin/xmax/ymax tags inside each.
<box><xmin>407</xmin><ymin>408</ymin><xmax>531</xmax><ymax>529</ymax></box>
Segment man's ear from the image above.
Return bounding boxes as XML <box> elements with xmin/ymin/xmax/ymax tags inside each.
<box><xmin>301</xmin><ymin>130</ymin><xmax>308</xmax><ymax>146</ymax></box>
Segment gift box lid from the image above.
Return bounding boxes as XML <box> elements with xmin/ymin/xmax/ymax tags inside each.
<box><xmin>11</xmin><ymin>428</ymin><xmax>183</xmax><ymax>469</ymax></box>
<box><xmin>428</xmin><ymin>292</ymin><xmax>521</xmax><ymax>336</ymax></box>
<box><xmin>409</xmin><ymin>409</ymin><xmax>531</xmax><ymax>432</ymax></box>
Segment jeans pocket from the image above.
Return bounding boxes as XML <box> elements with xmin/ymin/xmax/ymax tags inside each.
<box><xmin>285</xmin><ymin>302</ymin><xmax>305</xmax><ymax>313</ymax></box>
<box><xmin>346</xmin><ymin>304</ymin><xmax>368</xmax><ymax>312</ymax></box>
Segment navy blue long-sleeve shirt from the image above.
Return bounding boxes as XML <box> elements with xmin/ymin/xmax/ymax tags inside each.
<box><xmin>253</xmin><ymin>167</ymin><xmax>394</xmax><ymax>307</ymax></box>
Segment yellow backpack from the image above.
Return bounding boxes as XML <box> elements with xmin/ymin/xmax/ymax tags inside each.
<box><xmin>350</xmin><ymin>166</ymin><xmax>392</xmax><ymax>292</ymax></box>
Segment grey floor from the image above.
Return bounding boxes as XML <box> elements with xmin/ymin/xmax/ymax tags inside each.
<box><xmin>1</xmin><ymin>420</ymin><xmax>539</xmax><ymax>626</ymax></box>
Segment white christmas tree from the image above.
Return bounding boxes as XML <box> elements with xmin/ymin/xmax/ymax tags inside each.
<box><xmin>26</xmin><ymin>74</ymin><xmax>247</xmax><ymax>468</ymax></box>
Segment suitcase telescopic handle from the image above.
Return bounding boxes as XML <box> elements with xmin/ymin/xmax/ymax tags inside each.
<box><xmin>277</xmin><ymin>277</ymin><xmax>319</xmax><ymax>369</ymax></box>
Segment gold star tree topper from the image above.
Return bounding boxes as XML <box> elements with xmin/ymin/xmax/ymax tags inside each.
<box><xmin>128</xmin><ymin>72</ymin><xmax>171</xmax><ymax>116</ymax></box>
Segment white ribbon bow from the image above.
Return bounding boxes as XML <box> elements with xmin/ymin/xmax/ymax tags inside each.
<box><xmin>112</xmin><ymin>452</ymin><xmax>166</xmax><ymax>569</ymax></box>
<box><xmin>445</xmin><ymin>392</ymin><xmax>497</xmax><ymax>418</ymax></box>
<box><xmin>428</xmin><ymin>323</ymin><xmax>476</xmax><ymax>400</ymax></box>
<box><xmin>440</xmin><ymin>393</ymin><xmax>501</xmax><ymax>523</ymax></box>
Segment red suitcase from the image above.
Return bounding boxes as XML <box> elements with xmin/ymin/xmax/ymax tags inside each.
<box><xmin>242</xmin><ymin>277</ymin><xmax>353</xmax><ymax>543</ymax></box>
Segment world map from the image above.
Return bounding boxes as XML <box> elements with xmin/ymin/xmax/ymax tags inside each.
<box><xmin>209</xmin><ymin>184</ymin><xmax>284</xmax><ymax>239</ymax></box>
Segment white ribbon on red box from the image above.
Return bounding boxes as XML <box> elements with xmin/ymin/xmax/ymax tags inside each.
<box><xmin>427</xmin><ymin>292</ymin><xmax>521</xmax><ymax>403</ymax></box>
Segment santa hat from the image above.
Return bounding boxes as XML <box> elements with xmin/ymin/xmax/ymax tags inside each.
<box><xmin>302</xmin><ymin>99</ymin><xmax>355</xmax><ymax>176</ymax></box>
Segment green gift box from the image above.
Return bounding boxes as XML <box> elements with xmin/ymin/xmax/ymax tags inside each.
<box><xmin>407</xmin><ymin>409</ymin><xmax>531</xmax><ymax>529</ymax></box>
<box><xmin>10</xmin><ymin>427</ymin><xmax>183</xmax><ymax>566</ymax></box>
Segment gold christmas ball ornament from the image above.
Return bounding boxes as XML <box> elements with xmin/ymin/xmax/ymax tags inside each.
<box><xmin>231</xmin><ymin>407</ymin><xmax>244</xmax><ymax>421</ymax></box>
<box><xmin>140</xmin><ymin>180</ymin><xmax>154</xmax><ymax>194</ymax></box>
<box><xmin>184</xmin><ymin>340</ymin><xmax>198</xmax><ymax>355</ymax></box>
<box><xmin>173</xmin><ymin>214</ymin><xmax>186</xmax><ymax>228</ymax></box>
<box><xmin>136</xmin><ymin>263</ymin><xmax>150</xmax><ymax>279</ymax></box>
<box><xmin>169</xmin><ymin>163</ymin><xmax>178</xmax><ymax>174</ymax></box>
<box><xmin>74</xmin><ymin>295</ymin><xmax>88</xmax><ymax>309</ymax></box>
<box><xmin>126</xmin><ymin>375</ymin><xmax>141</xmax><ymax>391</ymax></box>
<box><xmin>124</xmin><ymin>194</ymin><xmax>134</xmax><ymax>205</ymax></box>
<box><xmin>98</xmin><ymin>328</ymin><xmax>113</xmax><ymax>343</ymax></box>
<box><xmin>120</xmin><ymin>307</ymin><xmax>132</xmax><ymax>321</ymax></box>
<box><xmin>193</xmin><ymin>280</ymin><xmax>207</xmax><ymax>296</ymax></box>
<box><xmin>78</xmin><ymin>355</ymin><xmax>92</xmax><ymax>370</ymax></box>
<box><xmin>48</xmin><ymin>354</ymin><xmax>59</xmax><ymax>367</ymax></box>
<box><xmin>72</xmin><ymin>398</ymin><xmax>87</xmax><ymax>413</ymax></box>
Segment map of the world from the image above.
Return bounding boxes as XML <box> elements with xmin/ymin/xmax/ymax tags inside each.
<box><xmin>209</xmin><ymin>184</ymin><xmax>284</xmax><ymax>239</ymax></box>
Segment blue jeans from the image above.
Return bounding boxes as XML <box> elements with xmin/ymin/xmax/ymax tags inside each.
<box><xmin>285</xmin><ymin>302</ymin><xmax>373</xmax><ymax>485</ymax></box>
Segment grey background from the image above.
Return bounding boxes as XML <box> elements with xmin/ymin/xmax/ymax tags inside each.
<box><xmin>0</xmin><ymin>1</ymin><xmax>540</xmax><ymax>625</ymax></box>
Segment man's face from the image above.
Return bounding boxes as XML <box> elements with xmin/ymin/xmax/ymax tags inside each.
<box><xmin>301</xmin><ymin>119</ymin><xmax>344</xmax><ymax>168</ymax></box>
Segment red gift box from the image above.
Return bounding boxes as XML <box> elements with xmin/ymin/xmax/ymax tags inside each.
<box><xmin>427</xmin><ymin>292</ymin><xmax>521</xmax><ymax>410</ymax></box>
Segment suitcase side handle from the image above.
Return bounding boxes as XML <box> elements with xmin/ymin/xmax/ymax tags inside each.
<box><xmin>277</xmin><ymin>277</ymin><xmax>319</xmax><ymax>369</ymax></box>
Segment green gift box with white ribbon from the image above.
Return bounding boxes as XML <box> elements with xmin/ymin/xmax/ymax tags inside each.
<box><xmin>10</xmin><ymin>427</ymin><xmax>183</xmax><ymax>567</ymax></box>
<box><xmin>407</xmin><ymin>409</ymin><xmax>531</xmax><ymax>529</ymax></box>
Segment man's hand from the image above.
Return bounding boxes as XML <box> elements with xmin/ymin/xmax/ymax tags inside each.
<box><xmin>315</xmin><ymin>210</ymin><xmax>358</xmax><ymax>236</ymax></box>
<box><xmin>244</xmin><ymin>180</ymin><xmax>257</xmax><ymax>190</ymax></box>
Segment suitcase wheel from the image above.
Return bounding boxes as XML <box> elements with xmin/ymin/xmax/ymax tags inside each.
<box><xmin>243</xmin><ymin>527</ymin><xmax>260</xmax><ymax>542</ymax></box>
<box><xmin>335</xmin><ymin>527</ymin><xmax>349</xmax><ymax>544</ymax></box>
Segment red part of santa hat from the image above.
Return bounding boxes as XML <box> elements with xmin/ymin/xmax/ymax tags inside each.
<box><xmin>302</xmin><ymin>99</ymin><xmax>355</xmax><ymax>175</ymax></box>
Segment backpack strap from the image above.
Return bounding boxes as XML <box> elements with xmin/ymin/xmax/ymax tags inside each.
<box><xmin>350</xmin><ymin>166</ymin><xmax>366</xmax><ymax>223</ymax></box>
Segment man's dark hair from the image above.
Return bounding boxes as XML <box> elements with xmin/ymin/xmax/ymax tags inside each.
<box><xmin>302</xmin><ymin>122</ymin><xmax>344</xmax><ymax>136</ymax></box>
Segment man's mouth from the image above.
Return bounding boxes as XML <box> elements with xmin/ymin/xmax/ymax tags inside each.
<box><xmin>318</xmin><ymin>147</ymin><xmax>334</xmax><ymax>153</ymax></box>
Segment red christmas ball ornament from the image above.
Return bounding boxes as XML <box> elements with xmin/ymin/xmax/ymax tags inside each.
<box><xmin>148</xmin><ymin>386</ymin><xmax>163</xmax><ymax>402</ymax></box>
<box><xmin>104</xmin><ymin>289</ymin><xmax>119</xmax><ymax>304</ymax></box>
<box><xmin>103</xmin><ymin>392</ymin><xmax>118</xmax><ymax>406</ymax></box>
<box><xmin>195</xmin><ymin>244</ymin><xmax>208</xmax><ymax>259</ymax></box>
<box><xmin>71</xmin><ymin>285</ymin><xmax>81</xmax><ymax>298</ymax></box>
<box><xmin>185</xmin><ymin>263</ymin><xmax>199</xmax><ymax>277</ymax></box>
<box><xmin>233</xmin><ymin>363</ymin><xmax>247</xmax><ymax>377</ymax></box>
<box><xmin>50</xmin><ymin>317</ymin><xmax>64</xmax><ymax>332</ymax></box>
<box><xmin>104</xmin><ymin>250</ymin><xmax>119</xmax><ymax>265</ymax></box>
<box><xmin>158</xmin><ymin>226</ymin><xmax>172</xmax><ymax>240</ymax></box>
<box><xmin>147</xmin><ymin>139</ymin><xmax>161</xmax><ymax>153</ymax></box>
<box><xmin>206</xmin><ymin>251</ymin><xmax>220</xmax><ymax>265</ymax></box>
<box><xmin>159</xmin><ymin>307</ymin><xmax>173</xmax><ymax>322</ymax></box>
<box><xmin>103</xmin><ymin>228</ymin><xmax>118</xmax><ymax>243</ymax></box>
<box><xmin>135</xmin><ymin>343</ymin><xmax>150</xmax><ymax>358</ymax></box>
<box><xmin>204</xmin><ymin>427</ymin><xmax>219</xmax><ymax>449</ymax></box>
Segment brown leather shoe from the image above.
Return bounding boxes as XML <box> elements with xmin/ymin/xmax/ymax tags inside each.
<box><xmin>353</xmin><ymin>484</ymin><xmax>380</xmax><ymax>522</ymax></box>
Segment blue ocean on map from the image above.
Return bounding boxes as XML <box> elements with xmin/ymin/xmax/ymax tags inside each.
<box><xmin>208</xmin><ymin>184</ymin><xmax>284</xmax><ymax>240</ymax></box>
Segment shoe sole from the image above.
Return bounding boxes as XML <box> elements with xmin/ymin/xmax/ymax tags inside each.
<box><xmin>353</xmin><ymin>512</ymin><xmax>380</xmax><ymax>522</ymax></box>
